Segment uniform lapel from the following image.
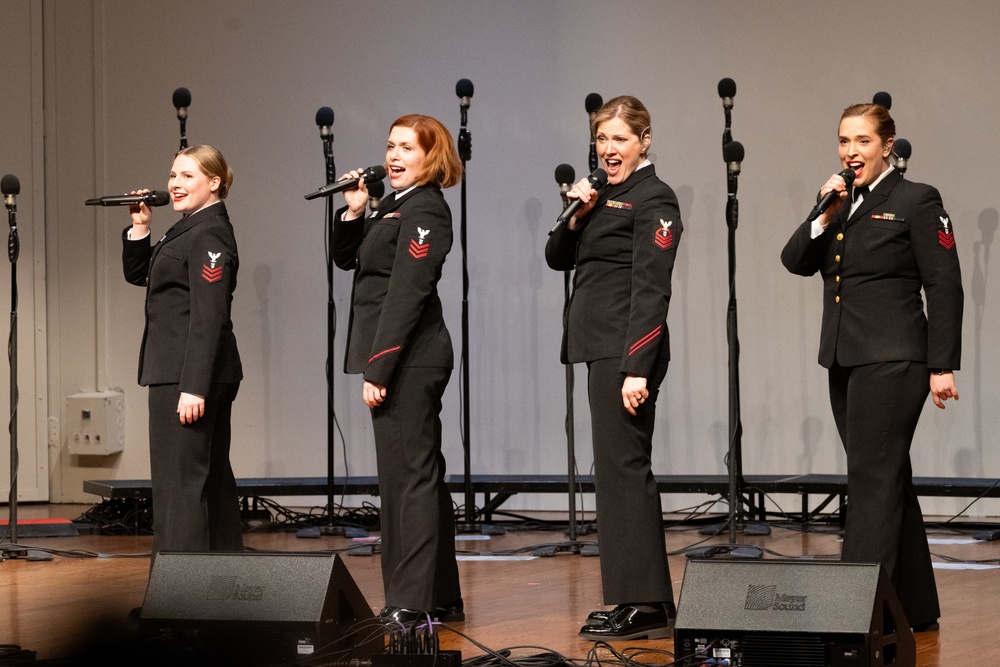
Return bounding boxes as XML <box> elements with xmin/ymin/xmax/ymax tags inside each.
<box><xmin>845</xmin><ymin>169</ymin><xmax>900</xmax><ymax>228</ymax></box>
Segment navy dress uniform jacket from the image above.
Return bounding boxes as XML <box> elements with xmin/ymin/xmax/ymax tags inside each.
<box><xmin>332</xmin><ymin>185</ymin><xmax>454</xmax><ymax>384</ymax></box>
<box><xmin>122</xmin><ymin>201</ymin><xmax>243</xmax><ymax>392</ymax></box>
<box><xmin>545</xmin><ymin>165</ymin><xmax>682</xmax><ymax>376</ymax></box>
<box><xmin>781</xmin><ymin>168</ymin><xmax>963</xmax><ymax>370</ymax></box>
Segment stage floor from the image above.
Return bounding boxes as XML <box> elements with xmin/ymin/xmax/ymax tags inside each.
<box><xmin>2</xmin><ymin>504</ymin><xmax>998</xmax><ymax>666</ymax></box>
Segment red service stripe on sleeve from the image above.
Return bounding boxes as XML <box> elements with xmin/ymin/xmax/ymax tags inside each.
<box><xmin>368</xmin><ymin>346</ymin><xmax>401</xmax><ymax>363</ymax></box>
<box><xmin>409</xmin><ymin>240</ymin><xmax>430</xmax><ymax>259</ymax></box>
<box><xmin>202</xmin><ymin>265</ymin><xmax>223</xmax><ymax>283</ymax></box>
<box><xmin>628</xmin><ymin>325</ymin><xmax>662</xmax><ymax>356</ymax></box>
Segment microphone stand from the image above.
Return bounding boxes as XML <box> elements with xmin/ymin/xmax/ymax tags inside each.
<box><xmin>558</xmin><ymin>187</ymin><xmax>580</xmax><ymax>542</ymax></box>
<box><xmin>457</xmin><ymin>101</ymin><xmax>476</xmax><ymax>528</ymax></box>
<box><xmin>2</xmin><ymin>195</ymin><xmax>23</xmax><ymax>559</ymax></box>
<box><xmin>321</xmin><ymin>127</ymin><xmax>346</xmax><ymax>536</ymax></box>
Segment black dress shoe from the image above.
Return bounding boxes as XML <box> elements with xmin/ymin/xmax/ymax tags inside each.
<box><xmin>912</xmin><ymin>620</ymin><xmax>940</xmax><ymax>633</ymax></box>
<box><xmin>436</xmin><ymin>598</ymin><xmax>465</xmax><ymax>622</ymax></box>
<box><xmin>380</xmin><ymin>607</ymin><xmax>434</xmax><ymax>625</ymax></box>
<box><xmin>579</xmin><ymin>604</ymin><xmax>674</xmax><ymax>641</ymax></box>
<box><xmin>586</xmin><ymin>602</ymin><xmax>675</xmax><ymax>626</ymax></box>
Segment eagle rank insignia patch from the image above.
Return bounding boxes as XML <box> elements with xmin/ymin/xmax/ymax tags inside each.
<box><xmin>202</xmin><ymin>250</ymin><xmax>223</xmax><ymax>283</ymax></box>
<box><xmin>654</xmin><ymin>219</ymin><xmax>674</xmax><ymax>250</ymax></box>
<box><xmin>409</xmin><ymin>226</ymin><xmax>430</xmax><ymax>260</ymax></box>
<box><xmin>938</xmin><ymin>216</ymin><xmax>956</xmax><ymax>249</ymax></box>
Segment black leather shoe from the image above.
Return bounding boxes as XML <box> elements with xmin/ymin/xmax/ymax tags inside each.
<box><xmin>579</xmin><ymin>604</ymin><xmax>674</xmax><ymax>641</ymax></box>
<box><xmin>586</xmin><ymin>602</ymin><xmax>675</xmax><ymax>626</ymax></box>
<box><xmin>380</xmin><ymin>607</ymin><xmax>434</xmax><ymax>625</ymax></box>
<box><xmin>436</xmin><ymin>598</ymin><xmax>465</xmax><ymax>622</ymax></box>
<box><xmin>912</xmin><ymin>620</ymin><xmax>940</xmax><ymax>633</ymax></box>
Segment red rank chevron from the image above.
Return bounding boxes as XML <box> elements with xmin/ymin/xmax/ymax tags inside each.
<box><xmin>409</xmin><ymin>239</ymin><xmax>429</xmax><ymax>259</ymax></box>
<box><xmin>654</xmin><ymin>229</ymin><xmax>673</xmax><ymax>250</ymax></box>
<box><xmin>938</xmin><ymin>231</ymin><xmax>955</xmax><ymax>249</ymax></box>
<box><xmin>202</xmin><ymin>265</ymin><xmax>223</xmax><ymax>283</ymax></box>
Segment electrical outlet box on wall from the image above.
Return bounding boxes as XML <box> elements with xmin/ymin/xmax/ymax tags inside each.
<box><xmin>65</xmin><ymin>391</ymin><xmax>125</xmax><ymax>456</ymax></box>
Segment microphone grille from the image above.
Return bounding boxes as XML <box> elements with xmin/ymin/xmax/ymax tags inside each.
<box><xmin>723</xmin><ymin>141</ymin><xmax>745</xmax><ymax>163</ymax></box>
<box><xmin>1</xmin><ymin>174</ymin><xmax>21</xmax><ymax>196</ymax></box>
<box><xmin>585</xmin><ymin>93</ymin><xmax>603</xmax><ymax>113</ymax></box>
<box><xmin>839</xmin><ymin>168</ymin><xmax>857</xmax><ymax>187</ymax></box>
<box><xmin>589</xmin><ymin>168</ymin><xmax>608</xmax><ymax>188</ymax></box>
<box><xmin>554</xmin><ymin>163</ymin><xmax>576</xmax><ymax>185</ymax></box>
<box><xmin>717</xmin><ymin>78</ymin><xmax>737</xmax><ymax>98</ymax></box>
<box><xmin>315</xmin><ymin>106</ymin><xmax>334</xmax><ymax>127</ymax></box>
<box><xmin>365</xmin><ymin>165</ymin><xmax>387</xmax><ymax>182</ymax></box>
<box><xmin>172</xmin><ymin>87</ymin><xmax>191</xmax><ymax>108</ymax></box>
<box><xmin>872</xmin><ymin>91</ymin><xmax>892</xmax><ymax>109</ymax></box>
<box><xmin>367</xmin><ymin>180</ymin><xmax>386</xmax><ymax>199</ymax></box>
<box><xmin>150</xmin><ymin>191</ymin><xmax>171</xmax><ymax>207</ymax></box>
<box><xmin>456</xmin><ymin>79</ymin><xmax>474</xmax><ymax>98</ymax></box>
<box><xmin>894</xmin><ymin>138</ymin><xmax>912</xmax><ymax>159</ymax></box>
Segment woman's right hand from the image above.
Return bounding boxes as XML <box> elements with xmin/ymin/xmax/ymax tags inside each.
<box><xmin>341</xmin><ymin>168</ymin><xmax>370</xmax><ymax>220</ymax></box>
<box><xmin>565</xmin><ymin>175</ymin><xmax>599</xmax><ymax>229</ymax></box>
<box><xmin>815</xmin><ymin>172</ymin><xmax>851</xmax><ymax>228</ymax></box>
<box><xmin>129</xmin><ymin>188</ymin><xmax>152</xmax><ymax>231</ymax></box>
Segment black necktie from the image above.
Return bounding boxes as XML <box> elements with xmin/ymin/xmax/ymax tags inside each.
<box><xmin>852</xmin><ymin>185</ymin><xmax>869</xmax><ymax>204</ymax></box>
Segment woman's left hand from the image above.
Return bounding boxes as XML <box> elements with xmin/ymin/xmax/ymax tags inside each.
<box><xmin>930</xmin><ymin>372</ymin><xmax>959</xmax><ymax>409</ymax></box>
<box><xmin>177</xmin><ymin>392</ymin><xmax>206</xmax><ymax>424</ymax></box>
<box><xmin>622</xmin><ymin>375</ymin><xmax>649</xmax><ymax>416</ymax></box>
<box><xmin>363</xmin><ymin>381</ymin><xmax>387</xmax><ymax>409</ymax></box>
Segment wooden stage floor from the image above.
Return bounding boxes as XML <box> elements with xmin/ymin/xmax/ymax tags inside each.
<box><xmin>2</xmin><ymin>504</ymin><xmax>999</xmax><ymax>665</ymax></box>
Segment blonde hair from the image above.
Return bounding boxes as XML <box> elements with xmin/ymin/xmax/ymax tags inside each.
<box><xmin>591</xmin><ymin>95</ymin><xmax>652</xmax><ymax>158</ymax></box>
<box><xmin>176</xmin><ymin>144</ymin><xmax>234</xmax><ymax>198</ymax></box>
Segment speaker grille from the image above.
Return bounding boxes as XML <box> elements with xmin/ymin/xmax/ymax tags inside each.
<box><xmin>743</xmin><ymin>635</ymin><xmax>825</xmax><ymax>667</ymax></box>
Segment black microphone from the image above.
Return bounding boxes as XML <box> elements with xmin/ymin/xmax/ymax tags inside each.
<box><xmin>550</xmin><ymin>168</ymin><xmax>608</xmax><ymax>234</ymax></box>
<box><xmin>304</xmin><ymin>165</ymin><xmax>386</xmax><ymax>201</ymax></box>
<box><xmin>85</xmin><ymin>191</ymin><xmax>171</xmax><ymax>207</ymax></box>
<box><xmin>585</xmin><ymin>93</ymin><xmax>603</xmax><ymax>121</ymax></box>
<box><xmin>718</xmin><ymin>78</ymin><xmax>736</xmax><ymax>109</ymax></box>
<box><xmin>893</xmin><ymin>138</ymin><xmax>911</xmax><ymax>174</ymax></box>
<box><xmin>555</xmin><ymin>163</ymin><xmax>575</xmax><ymax>207</ymax></box>
<box><xmin>172</xmin><ymin>87</ymin><xmax>191</xmax><ymax>119</ymax></box>
<box><xmin>173</xmin><ymin>87</ymin><xmax>191</xmax><ymax>150</ymax></box>
<box><xmin>872</xmin><ymin>91</ymin><xmax>892</xmax><ymax>109</ymax></box>
<box><xmin>367</xmin><ymin>179</ymin><xmax>385</xmax><ymax>213</ymax></box>
<box><xmin>456</xmin><ymin>79</ymin><xmax>474</xmax><ymax>109</ymax></box>
<box><xmin>724</xmin><ymin>141</ymin><xmax>744</xmax><ymax>197</ymax></box>
<box><xmin>2</xmin><ymin>174</ymin><xmax>19</xmax><ymax>209</ymax></box>
<box><xmin>806</xmin><ymin>168</ymin><xmax>856</xmax><ymax>222</ymax></box>
<box><xmin>315</xmin><ymin>106</ymin><xmax>334</xmax><ymax>139</ymax></box>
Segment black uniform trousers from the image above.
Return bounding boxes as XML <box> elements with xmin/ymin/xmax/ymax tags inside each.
<box><xmin>372</xmin><ymin>366</ymin><xmax>460</xmax><ymax>611</ymax></box>
<box><xmin>148</xmin><ymin>382</ymin><xmax>244</xmax><ymax>556</ymax></box>
<box><xmin>828</xmin><ymin>360</ymin><xmax>940</xmax><ymax>626</ymax></box>
<box><xmin>587</xmin><ymin>357</ymin><xmax>673</xmax><ymax>605</ymax></box>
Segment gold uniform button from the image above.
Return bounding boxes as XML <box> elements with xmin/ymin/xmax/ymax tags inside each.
<box><xmin>835</xmin><ymin>254</ymin><xmax>841</xmax><ymax>262</ymax></box>
<box><xmin>836</xmin><ymin>233</ymin><xmax>844</xmax><ymax>241</ymax></box>
<box><xmin>835</xmin><ymin>275</ymin><xmax>841</xmax><ymax>283</ymax></box>
<box><xmin>835</xmin><ymin>295</ymin><xmax>841</xmax><ymax>303</ymax></box>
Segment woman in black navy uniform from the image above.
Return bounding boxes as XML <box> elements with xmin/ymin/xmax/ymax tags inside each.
<box><xmin>545</xmin><ymin>96</ymin><xmax>683</xmax><ymax>640</ymax></box>
<box><xmin>781</xmin><ymin>103</ymin><xmax>963</xmax><ymax>631</ymax></box>
<box><xmin>122</xmin><ymin>144</ymin><xmax>244</xmax><ymax>557</ymax></box>
<box><xmin>332</xmin><ymin>114</ymin><xmax>464</xmax><ymax>624</ymax></box>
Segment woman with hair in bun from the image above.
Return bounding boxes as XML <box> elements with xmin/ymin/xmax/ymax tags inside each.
<box><xmin>546</xmin><ymin>95</ymin><xmax>683</xmax><ymax>641</ymax></box>
<box><xmin>782</xmin><ymin>103</ymin><xmax>963</xmax><ymax>632</ymax></box>
<box><xmin>333</xmin><ymin>114</ymin><xmax>464</xmax><ymax>625</ymax></box>
<box><xmin>123</xmin><ymin>144</ymin><xmax>244</xmax><ymax>558</ymax></box>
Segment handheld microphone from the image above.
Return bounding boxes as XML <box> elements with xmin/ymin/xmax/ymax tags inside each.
<box><xmin>367</xmin><ymin>179</ymin><xmax>385</xmax><ymax>213</ymax></box>
<box><xmin>550</xmin><ymin>168</ymin><xmax>608</xmax><ymax>234</ymax></box>
<box><xmin>172</xmin><ymin>87</ymin><xmax>191</xmax><ymax>120</ymax></box>
<box><xmin>872</xmin><ymin>91</ymin><xmax>892</xmax><ymax>109</ymax></box>
<box><xmin>893</xmin><ymin>138</ymin><xmax>911</xmax><ymax>174</ymax></box>
<box><xmin>85</xmin><ymin>191</ymin><xmax>171</xmax><ymax>207</ymax></box>
<box><xmin>304</xmin><ymin>165</ymin><xmax>386</xmax><ymax>201</ymax></box>
<box><xmin>2</xmin><ymin>174</ymin><xmax>19</xmax><ymax>210</ymax></box>
<box><xmin>718</xmin><ymin>78</ymin><xmax>736</xmax><ymax>110</ymax></box>
<box><xmin>456</xmin><ymin>79</ymin><xmax>474</xmax><ymax>110</ymax></box>
<box><xmin>555</xmin><ymin>163</ymin><xmax>575</xmax><ymax>207</ymax></box>
<box><xmin>806</xmin><ymin>168</ymin><xmax>856</xmax><ymax>222</ymax></box>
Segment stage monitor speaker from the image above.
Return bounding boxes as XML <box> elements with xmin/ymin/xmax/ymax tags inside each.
<box><xmin>141</xmin><ymin>551</ymin><xmax>379</xmax><ymax>664</ymax></box>
<box><xmin>674</xmin><ymin>559</ymin><xmax>914</xmax><ymax>667</ymax></box>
